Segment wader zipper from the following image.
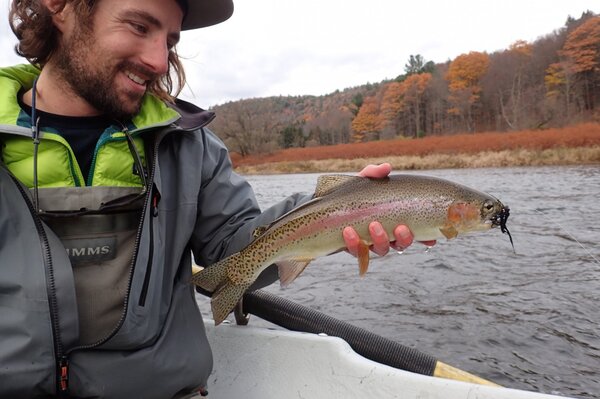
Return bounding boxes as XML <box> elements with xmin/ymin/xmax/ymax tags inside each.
<box><xmin>139</xmin><ymin>182</ymin><xmax>160</xmax><ymax>306</ymax></box>
<box><xmin>7</xmin><ymin>172</ymin><xmax>68</xmax><ymax>396</ymax></box>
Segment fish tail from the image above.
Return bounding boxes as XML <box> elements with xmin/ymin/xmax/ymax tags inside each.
<box><xmin>191</xmin><ymin>257</ymin><xmax>231</xmax><ymax>293</ymax></box>
<box><xmin>211</xmin><ymin>281</ymin><xmax>252</xmax><ymax>325</ymax></box>
<box><xmin>191</xmin><ymin>253</ymin><xmax>252</xmax><ymax>325</ymax></box>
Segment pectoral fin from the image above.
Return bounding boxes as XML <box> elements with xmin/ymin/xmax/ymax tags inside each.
<box><xmin>357</xmin><ymin>240</ymin><xmax>370</xmax><ymax>276</ymax></box>
<box><xmin>440</xmin><ymin>225</ymin><xmax>458</xmax><ymax>239</ymax></box>
<box><xmin>277</xmin><ymin>259</ymin><xmax>313</xmax><ymax>287</ymax></box>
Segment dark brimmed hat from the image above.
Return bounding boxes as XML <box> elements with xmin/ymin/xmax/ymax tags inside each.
<box><xmin>181</xmin><ymin>0</ymin><xmax>234</xmax><ymax>30</ymax></box>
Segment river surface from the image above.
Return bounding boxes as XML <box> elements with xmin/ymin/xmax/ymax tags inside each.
<box><xmin>197</xmin><ymin>166</ymin><xmax>600</xmax><ymax>398</ymax></box>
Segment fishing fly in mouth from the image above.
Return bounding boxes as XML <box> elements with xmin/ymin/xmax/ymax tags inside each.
<box><xmin>491</xmin><ymin>205</ymin><xmax>514</xmax><ymax>250</ymax></box>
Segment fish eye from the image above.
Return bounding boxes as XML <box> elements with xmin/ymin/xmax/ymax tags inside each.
<box><xmin>483</xmin><ymin>200</ymin><xmax>495</xmax><ymax>212</ymax></box>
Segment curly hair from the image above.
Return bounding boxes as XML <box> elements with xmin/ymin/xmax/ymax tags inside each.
<box><xmin>8</xmin><ymin>0</ymin><xmax>186</xmax><ymax>102</ymax></box>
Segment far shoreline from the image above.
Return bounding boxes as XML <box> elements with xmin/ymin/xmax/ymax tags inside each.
<box><xmin>230</xmin><ymin>123</ymin><xmax>600</xmax><ymax>175</ymax></box>
<box><xmin>234</xmin><ymin>146</ymin><xmax>600</xmax><ymax>175</ymax></box>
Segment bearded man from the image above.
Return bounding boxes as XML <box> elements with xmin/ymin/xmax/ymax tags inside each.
<box><xmin>0</xmin><ymin>0</ymin><xmax>424</xmax><ymax>397</ymax></box>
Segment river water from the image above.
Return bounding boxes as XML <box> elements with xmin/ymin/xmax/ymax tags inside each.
<box><xmin>197</xmin><ymin>166</ymin><xmax>600</xmax><ymax>398</ymax></box>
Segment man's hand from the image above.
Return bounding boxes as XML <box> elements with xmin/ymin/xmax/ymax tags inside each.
<box><xmin>343</xmin><ymin>163</ymin><xmax>436</xmax><ymax>258</ymax></box>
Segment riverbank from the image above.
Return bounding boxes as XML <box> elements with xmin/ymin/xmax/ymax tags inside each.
<box><xmin>231</xmin><ymin>123</ymin><xmax>600</xmax><ymax>174</ymax></box>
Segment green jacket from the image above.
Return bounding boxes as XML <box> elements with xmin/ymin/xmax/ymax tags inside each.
<box><xmin>0</xmin><ymin>63</ymin><xmax>176</xmax><ymax>188</ymax></box>
<box><xmin>0</xmin><ymin>64</ymin><xmax>308</xmax><ymax>398</ymax></box>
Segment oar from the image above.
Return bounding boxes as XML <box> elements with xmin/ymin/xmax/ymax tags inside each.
<box><xmin>241</xmin><ymin>289</ymin><xmax>500</xmax><ymax>387</ymax></box>
<box><xmin>192</xmin><ymin>265</ymin><xmax>499</xmax><ymax>387</ymax></box>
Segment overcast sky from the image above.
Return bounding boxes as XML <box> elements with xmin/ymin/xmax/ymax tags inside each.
<box><xmin>1</xmin><ymin>0</ymin><xmax>598</xmax><ymax>108</ymax></box>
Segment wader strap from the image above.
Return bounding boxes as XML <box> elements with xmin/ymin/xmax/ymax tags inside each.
<box><xmin>33</xmin><ymin>186</ymin><xmax>143</xmax><ymax>212</ymax></box>
<box><xmin>41</xmin><ymin>213</ymin><xmax>140</xmax><ymax>237</ymax></box>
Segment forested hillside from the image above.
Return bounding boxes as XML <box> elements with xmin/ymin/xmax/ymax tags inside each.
<box><xmin>209</xmin><ymin>12</ymin><xmax>599</xmax><ymax>156</ymax></box>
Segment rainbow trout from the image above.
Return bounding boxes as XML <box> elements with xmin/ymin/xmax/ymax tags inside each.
<box><xmin>193</xmin><ymin>174</ymin><xmax>512</xmax><ymax>324</ymax></box>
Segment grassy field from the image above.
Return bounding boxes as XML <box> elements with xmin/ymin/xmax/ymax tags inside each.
<box><xmin>230</xmin><ymin>123</ymin><xmax>600</xmax><ymax>174</ymax></box>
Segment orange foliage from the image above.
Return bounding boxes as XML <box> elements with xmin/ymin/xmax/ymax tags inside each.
<box><xmin>380</xmin><ymin>74</ymin><xmax>432</xmax><ymax>136</ymax></box>
<box><xmin>381</xmin><ymin>82</ymin><xmax>403</xmax><ymax>120</ymax></box>
<box><xmin>230</xmin><ymin>123</ymin><xmax>600</xmax><ymax>167</ymax></box>
<box><xmin>509</xmin><ymin>40</ymin><xmax>532</xmax><ymax>57</ymax></box>
<box><xmin>446</xmin><ymin>52</ymin><xmax>490</xmax><ymax>92</ymax></box>
<box><xmin>560</xmin><ymin>16</ymin><xmax>600</xmax><ymax>73</ymax></box>
<box><xmin>404</xmin><ymin>73</ymin><xmax>432</xmax><ymax>98</ymax></box>
<box><xmin>545</xmin><ymin>62</ymin><xmax>571</xmax><ymax>97</ymax></box>
<box><xmin>445</xmin><ymin>52</ymin><xmax>490</xmax><ymax>124</ymax></box>
<box><xmin>350</xmin><ymin>96</ymin><xmax>382</xmax><ymax>142</ymax></box>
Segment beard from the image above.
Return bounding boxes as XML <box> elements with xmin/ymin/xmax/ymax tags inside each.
<box><xmin>53</xmin><ymin>24</ymin><xmax>156</xmax><ymax>121</ymax></box>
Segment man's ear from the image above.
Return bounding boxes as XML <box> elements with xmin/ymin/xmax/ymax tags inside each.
<box><xmin>41</xmin><ymin>0</ymin><xmax>71</xmax><ymax>33</ymax></box>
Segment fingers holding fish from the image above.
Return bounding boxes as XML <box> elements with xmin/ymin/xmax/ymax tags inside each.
<box><xmin>383</xmin><ymin>225</ymin><xmax>437</xmax><ymax>252</ymax></box>
<box><xmin>343</xmin><ymin>222</ymin><xmax>396</xmax><ymax>258</ymax></box>
<box><xmin>366</xmin><ymin>222</ymin><xmax>421</xmax><ymax>256</ymax></box>
<box><xmin>368</xmin><ymin>222</ymin><xmax>393</xmax><ymax>256</ymax></box>
<box><xmin>344</xmin><ymin>223</ymin><xmax>436</xmax><ymax>258</ymax></box>
<box><xmin>393</xmin><ymin>227</ymin><xmax>433</xmax><ymax>252</ymax></box>
<box><xmin>389</xmin><ymin>224</ymin><xmax>414</xmax><ymax>252</ymax></box>
<box><xmin>358</xmin><ymin>162</ymin><xmax>392</xmax><ymax>179</ymax></box>
<box><xmin>342</xmin><ymin>226</ymin><xmax>362</xmax><ymax>257</ymax></box>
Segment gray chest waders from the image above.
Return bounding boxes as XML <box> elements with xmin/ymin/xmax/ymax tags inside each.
<box><xmin>35</xmin><ymin>186</ymin><xmax>144</xmax><ymax>345</ymax></box>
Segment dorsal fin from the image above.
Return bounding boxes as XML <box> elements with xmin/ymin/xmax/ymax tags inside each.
<box><xmin>252</xmin><ymin>225</ymin><xmax>268</xmax><ymax>240</ymax></box>
<box><xmin>314</xmin><ymin>175</ymin><xmax>357</xmax><ymax>197</ymax></box>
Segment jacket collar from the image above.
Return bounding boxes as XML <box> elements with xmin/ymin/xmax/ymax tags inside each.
<box><xmin>168</xmin><ymin>98</ymin><xmax>215</xmax><ymax>131</ymax></box>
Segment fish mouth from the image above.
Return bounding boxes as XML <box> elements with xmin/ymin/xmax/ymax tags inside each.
<box><xmin>492</xmin><ymin>206</ymin><xmax>514</xmax><ymax>251</ymax></box>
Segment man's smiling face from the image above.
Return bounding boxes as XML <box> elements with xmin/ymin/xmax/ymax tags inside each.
<box><xmin>53</xmin><ymin>0</ymin><xmax>183</xmax><ymax>119</ymax></box>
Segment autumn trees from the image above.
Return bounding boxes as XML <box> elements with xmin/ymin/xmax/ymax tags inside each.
<box><xmin>351</xmin><ymin>55</ymin><xmax>435</xmax><ymax>142</ymax></box>
<box><xmin>545</xmin><ymin>14</ymin><xmax>600</xmax><ymax>122</ymax></box>
<box><xmin>481</xmin><ymin>40</ymin><xmax>541</xmax><ymax>131</ymax></box>
<box><xmin>350</xmin><ymin>12</ymin><xmax>598</xmax><ymax>137</ymax></box>
<box><xmin>381</xmin><ymin>73</ymin><xmax>432</xmax><ymax>139</ymax></box>
<box><xmin>351</xmin><ymin>51</ymin><xmax>490</xmax><ymax>141</ymax></box>
<box><xmin>446</xmin><ymin>52</ymin><xmax>490</xmax><ymax>132</ymax></box>
<box><xmin>210</xmin><ymin>12</ymin><xmax>599</xmax><ymax>155</ymax></box>
<box><xmin>212</xmin><ymin>97</ymin><xmax>300</xmax><ymax>156</ymax></box>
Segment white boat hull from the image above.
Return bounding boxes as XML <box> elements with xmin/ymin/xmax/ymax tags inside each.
<box><xmin>205</xmin><ymin>321</ymin><xmax>573</xmax><ymax>399</ymax></box>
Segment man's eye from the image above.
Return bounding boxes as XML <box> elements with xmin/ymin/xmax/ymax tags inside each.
<box><xmin>130</xmin><ymin>22</ymin><xmax>147</xmax><ymax>34</ymax></box>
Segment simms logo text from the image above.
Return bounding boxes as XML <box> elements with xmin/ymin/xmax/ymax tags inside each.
<box><xmin>66</xmin><ymin>246</ymin><xmax>112</xmax><ymax>257</ymax></box>
<box><xmin>63</xmin><ymin>236</ymin><xmax>118</xmax><ymax>264</ymax></box>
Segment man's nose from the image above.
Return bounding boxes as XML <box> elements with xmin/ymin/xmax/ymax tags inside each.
<box><xmin>140</xmin><ymin>38</ymin><xmax>170</xmax><ymax>76</ymax></box>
